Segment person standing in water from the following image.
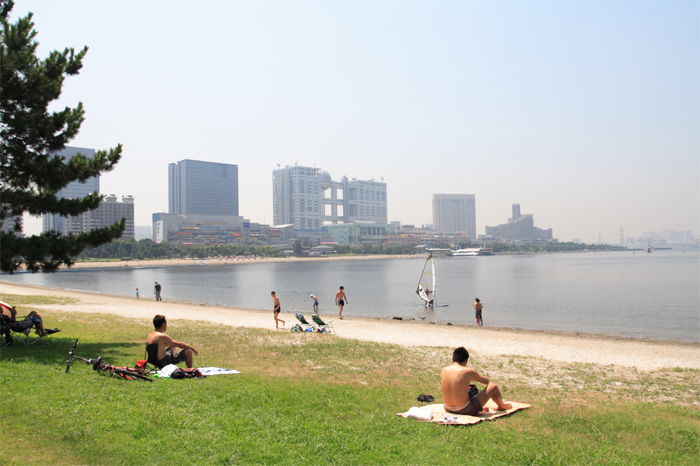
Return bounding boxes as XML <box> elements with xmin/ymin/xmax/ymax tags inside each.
<box><xmin>310</xmin><ymin>294</ymin><xmax>319</xmax><ymax>312</ymax></box>
<box><xmin>474</xmin><ymin>298</ymin><xmax>483</xmax><ymax>326</ymax></box>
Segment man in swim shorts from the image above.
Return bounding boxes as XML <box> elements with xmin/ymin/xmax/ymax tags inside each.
<box><xmin>474</xmin><ymin>298</ymin><xmax>483</xmax><ymax>326</ymax></box>
<box><xmin>146</xmin><ymin>315</ymin><xmax>198</xmax><ymax>368</ymax></box>
<box><xmin>271</xmin><ymin>291</ymin><xmax>285</xmax><ymax>328</ymax></box>
<box><xmin>310</xmin><ymin>294</ymin><xmax>319</xmax><ymax>312</ymax></box>
<box><xmin>335</xmin><ymin>286</ymin><xmax>348</xmax><ymax>319</ymax></box>
<box><xmin>441</xmin><ymin>346</ymin><xmax>512</xmax><ymax>415</ymax></box>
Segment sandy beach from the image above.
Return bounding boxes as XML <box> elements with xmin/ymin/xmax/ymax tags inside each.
<box><xmin>2</xmin><ymin>281</ymin><xmax>698</xmax><ymax>371</ymax></box>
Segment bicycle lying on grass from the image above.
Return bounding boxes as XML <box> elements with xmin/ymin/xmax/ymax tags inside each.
<box><xmin>65</xmin><ymin>339</ymin><xmax>153</xmax><ymax>382</ymax></box>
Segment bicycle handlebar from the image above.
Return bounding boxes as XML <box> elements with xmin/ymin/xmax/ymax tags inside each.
<box><xmin>65</xmin><ymin>339</ymin><xmax>80</xmax><ymax>373</ymax></box>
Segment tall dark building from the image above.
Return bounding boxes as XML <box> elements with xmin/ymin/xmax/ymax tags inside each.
<box><xmin>168</xmin><ymin>160</ymin><xmax>239</xmax><ymax>216</ymax></box>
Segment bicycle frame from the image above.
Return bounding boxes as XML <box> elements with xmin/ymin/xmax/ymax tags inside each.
<box><xmin>65</xmin><ymin>339</ymin><xmax>152</xmax><ymax>381</ymax></box>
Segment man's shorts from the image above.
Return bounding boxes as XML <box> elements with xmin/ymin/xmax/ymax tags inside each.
<box><xmin>445</xmin><ymin>397</ymin><xmax>483</xmax><ymax>416</ymax></box>
<box><xmin>157</xmin><ymin>348</ymin><xmax>187</xmax><ymax>368</ymax></box>
<box><xmin>475</xmin><ymin>310</ymin><xmax>482</xmax><ymax>318</ymax></box>
<box><xmin>337</xmin><ymin>300</ymin><xmax>344</xmax><ymax>306</ymax></box>
<box><xmin>13</xmin><ymin>315</ymin><xmax>38</xmax><ymax>330</ymax></box>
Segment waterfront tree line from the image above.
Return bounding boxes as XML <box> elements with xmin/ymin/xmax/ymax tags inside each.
<box><xmin>77</xmin><ymin>238</ymin><xmax>285</xmax><ymax>261</ymax></box>
<box><xmin>76</xmin><ymin>237</ymin><xmax>619</xmax><ymax>261</ymax></box>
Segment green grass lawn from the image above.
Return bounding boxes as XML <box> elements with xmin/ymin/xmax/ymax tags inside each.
<box><xmin>1</xmin><ymin>295</ymin><xmax>698</xmax><ymax>465</ymax></box>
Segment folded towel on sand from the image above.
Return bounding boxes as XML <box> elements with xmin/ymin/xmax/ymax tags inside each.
<box><xmin>398</xmin><ymin>400</ymin><xmax>531</xmax><ymax>425</ymax></box>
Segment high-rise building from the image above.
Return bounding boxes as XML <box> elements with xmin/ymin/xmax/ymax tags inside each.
<box><xmin>168</xmin><ymin>160</ymin><xmax>238</xmax><ymax>216</ymax></box>
<box><xmin>346</xmin><ymin>178</ymin><xmax>388</xmax><ymax>224</ymax></box>
<box><xmin>272</xmin><ymin>165</ymin><xmax>323</xmax><ymax>230</ymax></box>
<box><xmin>63</xmin><ymin>194</ymin><xmax>135</xmax><ymax>238</ymax></box>
<box><xmin>1</xmin><ymin>216</ymin><xmax>23</xmax><ymax>237</ymax></box>
<box><xmin>43</xmin><ymin>146</ymin><xmax>99</xmax><ymax>234</ymax></box>
<box><xmin>432</xmin><ymin>194</ymin><xmax>476</xmax><ymax>239</ymax></box>
<box><xmin>272</xmin><ymin>165</ymin><xmax>387</xmax><ymax>231</ymax></box>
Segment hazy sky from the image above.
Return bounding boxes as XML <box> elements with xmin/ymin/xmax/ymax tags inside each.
<box><xmin>15</xmin><ymin>0</ymin><xmax>699</xmax><ymax>243</ymax></box>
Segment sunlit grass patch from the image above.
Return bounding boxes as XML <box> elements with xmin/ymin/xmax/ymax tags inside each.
<box><xmin>1</xmin><ymin>301</ymin><xmax>698</xmax><ymax>465</ymax></box>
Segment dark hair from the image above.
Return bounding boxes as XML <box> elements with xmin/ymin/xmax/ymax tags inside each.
<box><xmin>475</xmin><ymin>298</ymin><xmax>480</xmax><ymax>303</ymax></box>
<box><xmin>153</xmin><ymin>315</ymin><xmax>166</xmax><ymax>329</ymax></box>
<box><xmin>271</xmin><ymin>291</ymin><xmax>276</xmax><ymax>295</ymax></box>
<box><xmin>452</xmin><ymin>347</ymin><xmax>469</xmax><ymax>364</ymax></box>
<box><xmin>339</xmin><ymin>286</ymin><xmax>344</xmax><ymax>290</ymax></box>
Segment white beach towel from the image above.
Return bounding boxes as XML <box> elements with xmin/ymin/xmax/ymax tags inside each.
<box><xmin>406</xmin><ymin>407</ymin><xmax>433</xmax><ymax>421</ymax></box>
<box><xmin>197</xmin><ymin>367</ymin><xmax>241</xmax><ymax>376</ymax></box>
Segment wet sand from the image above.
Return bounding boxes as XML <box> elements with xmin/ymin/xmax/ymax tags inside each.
<box><xmin>1</xmin><ymin>281</ymin><xmax>698</xmax><ymax>371</ymax></box>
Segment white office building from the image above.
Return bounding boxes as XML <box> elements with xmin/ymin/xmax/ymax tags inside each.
<box><xmin>273</xmin><ymin>165</ymin><xmax>387</xmax><ymax>232</ymax></box>
<box><xmin>63</xmin><ymin>194</ymin><xmax>135</xmax><ymax>238</ymax></box>
<box><xmin>432</xmin><ymin>194</ymin><xmax>476</xmax><ymax>239</ymax></box>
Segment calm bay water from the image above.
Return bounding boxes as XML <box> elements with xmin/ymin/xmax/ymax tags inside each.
<box><xmin>2</xmin><ymin>251</ymin><xmax>698</xmax><ymax>342</ymax></box>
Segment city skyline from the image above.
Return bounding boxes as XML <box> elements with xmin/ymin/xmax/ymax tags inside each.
<box><xmin>16</xmin><ymin>1</ymin><xmax>699</xmax><ymax>243</ymax></box>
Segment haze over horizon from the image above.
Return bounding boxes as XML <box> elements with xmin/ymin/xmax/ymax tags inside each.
<box><xmin>15</xmin><ymin>1</ymin><xmax>699</xmax><ymax>244</ymax></box>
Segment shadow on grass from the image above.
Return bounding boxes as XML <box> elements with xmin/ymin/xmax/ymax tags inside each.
<box><xmin>0</xmin><ymin>337</ymin><xmax>145</xmax><ymax>368</ymax></box>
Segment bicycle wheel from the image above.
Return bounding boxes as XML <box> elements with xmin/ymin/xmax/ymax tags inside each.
<box><xmin>113</xmin><ymin>367</ymin><xmax>153</xmax><ymax>382</ymax></box>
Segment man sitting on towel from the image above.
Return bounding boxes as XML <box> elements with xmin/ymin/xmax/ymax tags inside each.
<box><xmin>441</xmin><ymin>346</ymin><xmax>512</xmax><ymax>416</ymax></box>
<box><xmin>146</xmin><ymin>315</ymin><xmax>199</xmax><ymax>369</ymax></box>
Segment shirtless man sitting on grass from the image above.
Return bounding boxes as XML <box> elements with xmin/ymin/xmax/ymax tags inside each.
<box><xmin>441</xmin><ymin>346</ymin><xmax>512</xmax><ymax>415</ymax></box>
<box><xmin>146</xmin><ymin>315</ymin><xmax>199</xmax><ymax>368</ymax></box>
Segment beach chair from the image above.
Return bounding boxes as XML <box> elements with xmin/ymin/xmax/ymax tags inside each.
<box><xmin>311</xmin><ymin>314</ymin><xmax>334</xmax><ymax>334</ymax></box>
<box><xmin>0</xmin><ymin>313</ymin><xmax>59</xmax><ymax>346</ymax></box>
<box><xmin>137</xmin><ymin>344</ymin><xmax>160</xmax><ymax>374</ymax></box>
<box><xmin>295</xmin><ymin>313</ymin><xmax>315</xmax><ymax>332</ymax></box>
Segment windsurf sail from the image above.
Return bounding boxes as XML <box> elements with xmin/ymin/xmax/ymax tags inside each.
<box><xmin>416</xmin><ymin>253</ymin><xmax>436</xmax><ymax>307</ymax></box>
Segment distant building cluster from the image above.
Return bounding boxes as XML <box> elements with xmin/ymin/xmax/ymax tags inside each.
<box><xmin>38</xmin><ymin>151</ymin><xmax>700</xmax><ymax>252</ymax></box>
<box><xmin>626</xmin><ymin>230</ymin><xmax>696</xmax><ymax>247</ymax></box>
<box><xmin>42</xmin><ymin>147</ymin><xmax>135</xmax><ymax>238</ymax></box>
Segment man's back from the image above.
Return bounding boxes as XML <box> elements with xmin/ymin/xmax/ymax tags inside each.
<box><xmin>147</xmin><ymin>331</ymin><xmax>171</xmax><ymax>360</ymax></box>
<box><xmin>441</xmin><ymin>364</ymin><xmax>476</xmax><ymax>408</ymax></box>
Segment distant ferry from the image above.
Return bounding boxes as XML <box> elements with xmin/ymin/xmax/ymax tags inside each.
<box><xmin>448</xmin><ymin>248</ymin><xmax>493</xmax><ymax>257</ymax></box>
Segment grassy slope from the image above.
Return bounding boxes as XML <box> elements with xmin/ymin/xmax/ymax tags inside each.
<box><xmin>0</xmin><ymin>295</ymin><xmax>698</xmax><ymax>465</ymax></box>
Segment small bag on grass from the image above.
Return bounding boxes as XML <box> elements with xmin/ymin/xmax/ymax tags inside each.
<box><xmin>171</xmin><ymin>368</ymin><xmax>205</xmax><ymax>379</ymax></box>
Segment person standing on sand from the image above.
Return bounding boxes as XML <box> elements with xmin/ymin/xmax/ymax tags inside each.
<box><xmin>271</xmin><ymin>291</ymin><xmax>285</xmax><ymax>328</ymax></box>
<box><xmin>335</xmin><ymin>286</ymin><xmax>348</xmax><ymax>319</ymax></box>
<box><xmin>154</xmin><ymin>282</ymin><xmax>162</xmax><ymax>301</ymax></box>
<box><xmin>441</xmin><ymin>346</ymin><xmax>512</xmax><ymax>415</ymax></box>
<box><xmin>474</xmin><ymin>298</ymin><xmax>483</xmax><ymax>326</ymax></box>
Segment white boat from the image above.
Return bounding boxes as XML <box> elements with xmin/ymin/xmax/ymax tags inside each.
<box><xmin>451</xmin><ymin>250</ymin><xmax>479</xmax><ymax>257</ymax></box>
<box><xmin>415</xmin><ymin>253</ymin><xmax>448</xmax><ymax>308</ymax></box>
<box><xmin>449</xmin><ymin>247</ymin><xmax>493</xmax><ymax>257</ymax></box>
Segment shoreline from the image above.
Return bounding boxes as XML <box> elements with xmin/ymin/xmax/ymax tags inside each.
<box><xmin>2</xmin><ymin>255</ymin><xmax>423</xmax><ymax>272</ymax></box>
<box><xmin>1</xmin><ymin>281</ymin><xmax>698</xmax><ymax>371</ymax></box>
